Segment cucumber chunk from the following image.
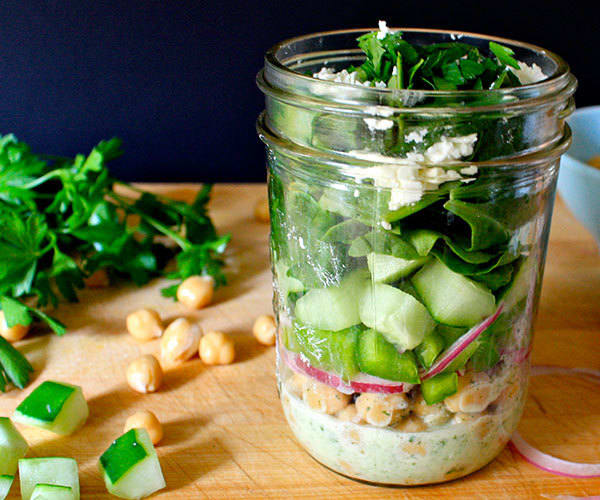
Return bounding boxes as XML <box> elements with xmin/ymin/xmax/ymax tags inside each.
<box><xmin>357</xmin><ymin>329</ymin><xmax>419</xmax><ymax>383</ymax></box>
<box><xmin>499</xmin><ymin>255</ymin><xmax>535</xmax><ymax>311</ymax></box>
<box><xmin>0</xmin><ymin>475</ymin><xmax>13</xmax><ymax>500</ymax></box>
<box><xmin>358</xmin><ymin>283</ymin><xmax>435</xmax><ymax>350</ymax></box>
<box><xmin>288</xmin><ymin>323</ymin><xmax>361</xmax><ymax>380</ymax></box>
<box><xmin>367</xmin><ymin>253</ymin><xmax>429</xmax><ymax>283</ymax></box>
<box><xmin>421</xmin><ymin>371</ymin><xmax>458</xmax><ymax>405</ymax></box>
<box><xmin>31</xmin><ymin>484</ymin><xmax>75</xmax><ymax>500</ymax></box>
<box><xmin>295</xmin><ymin>271</ymin><xmax>366</xmax><ymax>331</ymax></box>
<box><xmin>13</xmin><ymin>381</ymin><xmax>88</xmax><ymax>436</ymax></box>
<box><xmin>0</xmin><ymin>417</ymin><xmax>28</xmax><ymax>475</ymax></box>
<box><xmin>412</xmin><ymin>259</ymin><xmax>496</xmax><ymax>327</ymax></box>
<box><xmin>99</xmin><ymin>428</ymin><xmax>165</xmax><ymax>500</ymax></box>
<box><xmin>19</xmin><ymin>458</ymin><xmax>79</xmax><ymax>500</ymax></box>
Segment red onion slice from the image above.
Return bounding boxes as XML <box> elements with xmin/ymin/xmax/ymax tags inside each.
<box><xmin>510</xmin><ymin>365</ymin><xmax>600</xmax><ymax>478</ymax></box>
<box><xmin>420</xmin><ymin>303</ymin><xmax>504</xmax><ymax>381</ymax></box>
<box><xmin>281</xmin><ymin>348</ymin><xmax>410</xmax><ymax>394</ymax></box>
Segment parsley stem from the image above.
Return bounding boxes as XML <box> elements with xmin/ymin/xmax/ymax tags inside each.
<box><xmin>107</xmin><ymin>192</ymin><xmax>191</xmax><ymax>251</ymax></box>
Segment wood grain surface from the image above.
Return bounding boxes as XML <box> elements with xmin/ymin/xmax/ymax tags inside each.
<box><xmin>2</xmin><ymin>184</ymin><xmax>599</xmax><ymax>499</ymax></box>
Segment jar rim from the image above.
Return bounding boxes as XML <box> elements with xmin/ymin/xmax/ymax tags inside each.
<box><xmin>263</xmin><ymin>27</ymin><xmax>575</xmax><ymax>110</ymax></box>
<box><xmin>257</xmin><ymin>110</ymin><xmax>572</xmax><ymax>171</ymax></box>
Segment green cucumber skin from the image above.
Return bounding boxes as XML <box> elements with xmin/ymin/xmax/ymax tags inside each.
<box><xmin>13</xmin><ymin>382</ymin><xmax>88</xmax><ymax>436</ymax></box>
<box><xmin>99</xmin><ymin>428</ymin><xmax>165</xmax><ymax>500</ymax></box>
<box><xmin>15</xmin><ymin>382</ymin><xmax>75</xmax><ymax>423</ymax></box>
<box><xmin>99</xmin><ymin>429</ymin><xmax>149</xmax><ymax>485</ymax></box>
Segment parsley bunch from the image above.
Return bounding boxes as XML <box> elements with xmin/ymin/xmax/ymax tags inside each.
<box><xmin>0</xmin><ymin>134</ymin><xmax>229</xmax><ymax>389</ymax></box>
<box><xmin>351</xmin><ymin>29</ymin><xmax>522</xmax><ymax>90</ymax></box>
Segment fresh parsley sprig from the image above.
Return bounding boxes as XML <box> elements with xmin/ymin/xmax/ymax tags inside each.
<box><xmin>350</xmin><ymin>29</ymin><xmax>522</xmax><ymax>90</ymax></box>
<box><xmin>0</xmin><ymin>134</ymin><xmax>229</xmax><ymax>390</ymax></box>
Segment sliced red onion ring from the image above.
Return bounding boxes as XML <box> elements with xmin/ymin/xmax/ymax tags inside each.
<box><xmin>510</xmin><ymin>365</ymin><xmax>600</xmax><ymax>478</ymax></box>
<box><xmin>281</xmin><ymin>348</ymin><xmax>411</xmax><ymax>394</ymax></box>
<box><xmin>420</xmin><ymin>303</ymin><xmax>504</xmax><ymax>381</ymax></box>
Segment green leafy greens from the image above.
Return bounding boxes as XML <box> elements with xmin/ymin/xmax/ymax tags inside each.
<box><xmin>350</xmin><ymin>30</ymin><xmax>522</xmax><ymax>90</ymax></box>
<box><xmin>0</xmin><ymin>134</ymin><xmax>229</xmax><ymax>390</ymax></box>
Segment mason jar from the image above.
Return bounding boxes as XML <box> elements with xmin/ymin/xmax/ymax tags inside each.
<box><xmin>256</xmin><ymin>28</ymin><xmax>576</xmax><ymax>485</ymax></box>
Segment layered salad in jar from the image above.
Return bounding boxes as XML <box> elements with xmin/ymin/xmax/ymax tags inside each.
<box><xmin>263</xmin><ymin>22</ymin><xmax>569</xmax><ymax>485</ymax></box>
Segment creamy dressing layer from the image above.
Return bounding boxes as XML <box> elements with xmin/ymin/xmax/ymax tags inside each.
<box><xmin>280</xmin><ymin>362</ymin><xmax>527</xmax><ymax>485</ymax></box>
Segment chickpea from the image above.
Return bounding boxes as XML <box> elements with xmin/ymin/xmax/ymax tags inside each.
<box><xmin>0</xmin><ymin>311</ymin><xmax>30</xmax><ymax>343</ymax></box>
<box><xmin>126</xmin><ymin>355</ymin><xmax>163</xmax><ymax>393</ymax></box>
<box><xmin>286</xmin><ymin>372</ymin><xmax>307</xmax><ymax>398</ymax></box>
<box><xmin>355</xmin><ymin>393</ymin><xmax>409</xmax><ymax>427</ymax></box>
<box><xmin>394</xmin><ymin>415</ymin><xmax>427</xmax><ymax>432</ymax></box>
<box><xmin>302</xmin><ymin>379</ymin><xmax>350</xmax><ymax>415</ymax></box>
<box><xmin>126</xmin><ymin>308</ymin><xmax>163</xmax><ymax>341</ymax></box>
<box><xmin>83</xmin><ymin>268</ymin><xmax>109</xmax><ymax>288</ymax></box>
<box><xmin>176</xmin><ymin>276</ymin><xmax>214</xmax><ymax>310</ymax></box>
<box><xmin>412</xmin><ymin>394</ymin><xmax>451</xmax><ymax>427</ymax></box>
<box><xmin>199</xmin><ymin>331</ymin><xmax>235</xmax><ymax>365</ymax></box>
<box><xmin>124</xmin><ymin>410</ymin><xmax>163</xmax><ymax>445</ymax></box>
<box><xmin>160</xmin><ymin>318</ymin><xmax>201</xmax><ymax>365</ymax></box>
<box><xmin>252</xmin><ymin>314</ymin><xmax>276</xmax><ymax>346</ymax></box>
<box><xmin>588</xmin><ymin>155</ymin><xmax>600</xmax><ymax>169</ymax></box>
<box><xmin>254</xmin><ymin>197</ymin><xmax>270</xmax><ymax>223</ymax></box>
<box><xmin>336</xmin><ymin>404</ymin><xmax>363</xmax><ymax>424</ymax></box>
<box><xmin>444</xmin><ymin>372</ymin><xmax>495</xmax><ymax>414</ymax></box>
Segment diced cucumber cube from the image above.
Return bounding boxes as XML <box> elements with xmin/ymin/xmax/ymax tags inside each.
<box><xmin>412</xmin><ymin>259</ymin><xmax>496</xmax><ymax>327</ymax></box>
<box><xmin>367</xmin><ymin>253</ymin><xmax>429</xmax><ymax>283</ymax></box>
<box><xmin>30</xmin><ymin>484</ymin><xmax>75</xmax><ymax>500</ymax></box>
<box><xmin>358</xmin><ymin>283</ymin><xmax>435</xmax><ymax>350</ymax></box>
<box><xmin>19</xmin><ymin>458</ymin><xmax>79</xmax><ymax>500</ymax></box>
<box><xmin>0</xmin><ymin>417</ymin><xmax>28</xmax><ymax>475</ymax></box>
<box><xmin>13</xmin><ymin>381</ymin><xmax>88</xmax><ymax>435</ymax></box>
<box><xmin>295</xmin><ymin>271</ymin><xmax>366</xmax><ymax>332</ymax></box>
<box><xmin>99</xmin><ymin>428</ymin><xmax>165</xmax><ymax>499</ymax></box>
<box><xmin>0</xmin><ymin>475</ymin><xmax>14</xmax><ymax>500</ymax></box>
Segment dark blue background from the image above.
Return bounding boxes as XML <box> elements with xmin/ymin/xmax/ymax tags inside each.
<box><xmin>0</xmin><ymin>1</ymin><xmax>595</xmax><ymax>182</ymax></box>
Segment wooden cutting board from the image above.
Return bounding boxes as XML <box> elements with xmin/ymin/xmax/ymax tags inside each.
<box><xmin>2</xmin><ymin>184</ymin><xmax>599</xmax><ymax>499</ymax></box>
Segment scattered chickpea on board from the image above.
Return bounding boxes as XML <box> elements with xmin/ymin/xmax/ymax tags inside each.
<box><xmin>126</xmin><ymin>308</ymin><xmax>164</xmax><ymax>341</ymax></box>
<box><xmin>161</xmin><ymin>318</ymin><xmax>202</xmax><ymax>365</ymax></box>
<box><xmin>254</xmin><ymin>197</ymin><xmax>270</xmax><ymax>222</ymax></box>
<box><xmin>0</xmin><ymin>310</ymin><xmax>30</xmax><ymax>342</ymax></box>
<box><xmin>126</xmin><ymin>354</ymin><xmax>163</xmax><ymax>393</ymax></box>
<box><xmin>124</xmin><ymin>410</ymin><xmax>163</xmax><ymax>445</ymax></box>
<box><xmin>199</xmin><ymin>331</ymin><xmax>235</xmax><ymax>365</ymax></box>
<box><xmin>177</xmin><ymin>275</ymin><xmax>214</xmax><ymax>310</ymax></box>
<box><xmin>253</xmin><ymin>314</ymin><xmax>277</xmax><ymax>346</ymax></box>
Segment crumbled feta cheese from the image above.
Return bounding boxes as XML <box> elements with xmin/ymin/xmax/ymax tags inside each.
<box><xmin>313</xmin><ymin>67</ymin><xmax>385</xmax><ymax>88</ymax></box>
<box><xmin>511</xmin><ymin>61</ymin><xmax>547</xmax><ymax>84</ymax></box>
<box><xmin>365</xmin><ymin>106</ymin><xmax>394</xmax><ymax>117</ymax></box>
<box><xmin>377</xmin><ymin>20</ymin><xmax>390</xmax><ymax>40</ymax></box>
<box><xmin>364</xmin><ymin>118</ymin><xmax>395</xmax><ymax>131</ymax></box>
<box><xmin>381</xmin><ymin>221</ymin><xmax>392</xmax><ymax>230</ymax></box>
<box><xmin>347</xmin><ymin>133</ymin><xmax>478</xmax><ymax>209</ymax></box>
<box><xmin>423</xmin><ymin>134</ymin><xmax>478</xmax><ymax>163</ymax></box>
<box><xmin>405</xmin><ymin>128</ymin><xmax>427</xmax><ymax>143</ymax></box>
<box><xmin>353</xmin><ymin>189</ymin><xmax>360</xmax><ymax>198</ymax></box>
<box><xmin>460</xmin><ymin>166</ymin><xmax>478</xmax><ymax>175</ymax></box>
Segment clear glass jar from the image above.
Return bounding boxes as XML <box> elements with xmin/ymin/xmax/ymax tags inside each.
<box><xmin>257</xmin><ymin>28</ymin><xmax>576</xmax><ymax>485</ymax></box>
